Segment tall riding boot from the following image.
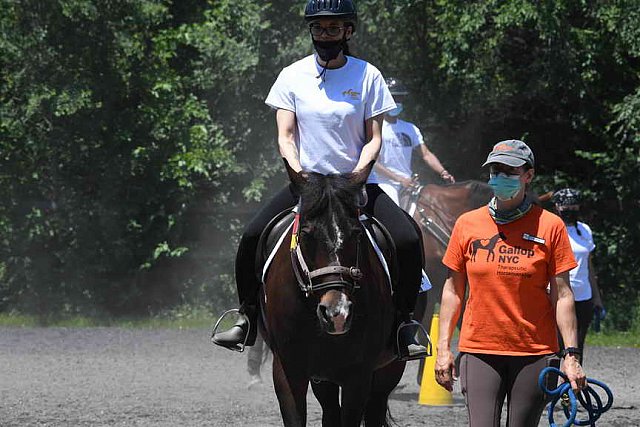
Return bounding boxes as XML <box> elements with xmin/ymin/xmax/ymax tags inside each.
<box><xmin>211</xmin><ymin>303</ymin><xmax>258</xmax><ymax>352</ymax></box>
<box><xmin>396</xmin><ymin>312</ymin><xmax>429</xmax><ymax>361</ymax></box>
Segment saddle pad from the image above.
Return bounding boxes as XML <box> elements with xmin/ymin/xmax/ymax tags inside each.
<box><xmin>260</xmin><ymin>208</ymin><xmax>297</xmax><ymax>283</ymax></box>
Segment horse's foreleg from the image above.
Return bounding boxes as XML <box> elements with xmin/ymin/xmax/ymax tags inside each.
<box><xmin>364</xmin><ymin>360</ymin><xmax>406</xmax><ymax>426</ymax></box>
<box><xmin>339</xmin><ymin>370</ymin><xmax>373</xmax><ymax>427</ymax></box>
<box><xmin>362</xmin><ymin>391</ymin><xmax>389</xmax><ymax>427</ymax></box>
<box><xmin>311</xmin><ymin>380</ymin><xmax>341</xmax><ymax>427</ymax></box>
<box><xmin>272</xmin><ymin>354</ymin><xmax>309</xmax><ymax>427</ymax></box>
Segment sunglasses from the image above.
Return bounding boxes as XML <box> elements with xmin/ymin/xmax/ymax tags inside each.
<box><xmin>309</xmin><ymin>25</ymin><xmax>345</xmax><ymax>37</ymax></box>
<box><xmin>489</xmin><ymin>165</ymin><xmax>522</xmax><ymax>176</ymax></box>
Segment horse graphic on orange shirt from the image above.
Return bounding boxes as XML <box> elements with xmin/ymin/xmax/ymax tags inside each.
<box><xmin>470</xmin><ymin>233</ymin><xmax>503</xmax><ymax>262</ymax></box>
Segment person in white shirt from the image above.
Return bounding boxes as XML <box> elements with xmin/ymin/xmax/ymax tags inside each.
<box><xmin>212</xmin><ymin>0</ymin><xmax>428</xmax><ymax>360</ymax></box>
<box><xmin>553</xmin><ymin>188</ymin><xmax>604</xmax><ymax>358</ymax></box>
<box><xmin>375</xmin><ymin>77</ymin><xmax>455</xmax><ymax>206</ymax></box>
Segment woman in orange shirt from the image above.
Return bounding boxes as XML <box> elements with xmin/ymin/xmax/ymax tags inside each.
<box><xmin>434</xmin><ymin>140</ymin><xmax>586</xmax><ymax>427</ymax></box>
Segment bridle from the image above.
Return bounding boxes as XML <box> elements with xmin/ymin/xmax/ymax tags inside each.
<box><xmin>404</xmin><ymin>185</ymin><xmax>452</xmax><ymax>249</ymax></box>
<box><xmin>289</xmin><ymin>204</ymin><xmax>363</xmax><ymax>297</ymax></box>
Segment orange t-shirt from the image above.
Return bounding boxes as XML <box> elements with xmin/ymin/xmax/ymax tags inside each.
<box><xmin>442</xmin><ymin>205</ymin><xmax>577</xmax><ymax>356</ymax></box>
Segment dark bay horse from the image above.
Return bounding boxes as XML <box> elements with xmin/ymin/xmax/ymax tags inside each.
<box><xmin>402</xmin><ymin>181</ymin><xmax>493</xmax><ymax>382</ymax></box>
<box><xmin>262</xmin><ymin>162</ymin><xmax>405</xmax><ymax>426</ymax></box>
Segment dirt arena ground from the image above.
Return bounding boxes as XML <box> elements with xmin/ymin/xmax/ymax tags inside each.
<box><xmin>1</xmin><ymin>327</ymin><xmax>638</xmax><ymax>426</ymax></box>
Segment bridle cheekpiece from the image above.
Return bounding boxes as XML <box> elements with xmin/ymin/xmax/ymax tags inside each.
<box><xmin>290</xmin><ymin>204</ymin><xmax>362</xmax><ymax>297</ymax></box>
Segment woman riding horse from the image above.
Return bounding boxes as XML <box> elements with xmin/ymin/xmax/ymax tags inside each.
<box><xmin>212</xmin><ymin>0</ymin><xmax>427</xmax><ymax>361</ymax></box>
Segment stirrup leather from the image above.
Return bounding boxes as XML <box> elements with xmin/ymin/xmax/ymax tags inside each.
<box><xmin>211</xmin><ymin>308</ymin><xmax>252</xmax><ymax>353</ymax></box>
<box><xmin>396</xmin><ymin>320</ymin><xmax>433</xmax><ymax>361</ymax></box>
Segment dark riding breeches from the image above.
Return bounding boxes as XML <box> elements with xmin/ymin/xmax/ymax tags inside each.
<box><xmin>234</xmin><ymin>183</ymin><xmax>423</xmax><ymax>316</ymax></box>
<box><xmin>235</xmin><ymin>184</ymin><xmax>298</xmax><ymax>306</ymax></box>
<box><xmin>363</xmin><ymin>184</ymin><xmax>422</xmax><ymax>314</ymax></box>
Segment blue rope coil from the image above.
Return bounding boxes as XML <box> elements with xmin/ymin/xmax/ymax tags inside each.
<box><xmin>538</xmin><ymin>367</ymin><xmax>614</xmax><ymax>427</ymax></box>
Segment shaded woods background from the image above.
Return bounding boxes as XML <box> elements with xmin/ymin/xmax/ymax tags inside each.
<box><xmin>1</xmin><ymin>1</ymin><xmax>638</xmax><ymax>330</ymax></box>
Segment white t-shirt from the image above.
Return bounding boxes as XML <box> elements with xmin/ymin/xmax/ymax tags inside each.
<box><xmin>377</xmin><ymin>118</ymin><xmax>424</xmax><ymax>186</ymax></box>
<box><xmin>566</xmin><ymin>221</ymin><xmax>596</xmax><ymax>301</ymax></box>
<box><xmin>265</xmin><ymin>54</ymin><xmax>395</xmax><ymax>183</ymax></box>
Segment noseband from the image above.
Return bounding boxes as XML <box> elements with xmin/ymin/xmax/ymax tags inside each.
<box><xmin>290</xmin><ymin>208</ymin><xmax>363</xmax><ymax>297</ymax></box>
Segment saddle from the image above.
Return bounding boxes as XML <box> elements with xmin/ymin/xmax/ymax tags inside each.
<box><xmin>256</xmin><ymin>208</ymin><xmax>398</xmax><ymax>290</ymax></box>
<box><xmin>256</xmin><ymin>208</ymin><xmax>296</xmax><ymax>283</ymax></box>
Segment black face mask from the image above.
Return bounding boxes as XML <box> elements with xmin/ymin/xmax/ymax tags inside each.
<box><xmin>559</xmin><ymin>210</ymin><xmax>579</xmax><ymax>224</ymax></box>
<box><xmin>312</xmin><ymin>38</ymin><xmax>344</xmax><ymax>62</ymax></box>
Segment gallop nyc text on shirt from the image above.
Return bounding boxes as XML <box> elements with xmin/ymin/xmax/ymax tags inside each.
<box><xmin>442</xmin><ymin>205</ymin><xmax>577</xmax><ymax>356</ymax></box>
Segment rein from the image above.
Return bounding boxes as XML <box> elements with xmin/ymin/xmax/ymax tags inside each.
<box><xmin>538</xmin><ymin>367</ymin><xmax>613</xmax><ymax>427</ymax></box>
<box><xmin>408</xmin><ymin>186</ymin><xmax>452</xmax><ymax>248</ymax></box>
<box><xmin>290</xmin><ymin>205</ymin><xmax>363</xmax><ymax>297</ymax></box>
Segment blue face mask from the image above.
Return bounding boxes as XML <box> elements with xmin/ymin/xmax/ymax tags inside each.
<box><xmin>387</xmin><ymin>102</ymin><xmax>403</xmax><ymax>117</ymax></box>
<box><xmin>488</xmin><ymin>173</ymin><xmax>522</xmax><ymax>201</ymax></box>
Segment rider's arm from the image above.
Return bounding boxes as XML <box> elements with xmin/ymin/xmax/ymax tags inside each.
<box><xmin>550</xmin><ymin>271</ymin><xmax>586</xmax><ymax>391</ymax></box>
<box><xmin>353</xmin><ymin>114</ymin><xmax>384</xmax><ymax>174</ymax></box>
<box><xmin>373</xmin><ymin>163</ymin><xmax>411</xmax><ymax>186</ymax></box>
<box><xmin>419</xmin><ymin>144</ymin><xmax>454</xmax><ymax>182</ymax></box>
<box><xmin>435</xmin><ymin>268</ymin><xmax>466</xmax><ymax>391</ymax></box>
<box><xmin>276</xmin><ymin>109</ymin><xmax>302</xmax><ymax>173</ymax></box>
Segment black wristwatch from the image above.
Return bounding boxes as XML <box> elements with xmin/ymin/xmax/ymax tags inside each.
<box><xmin>561</xmin><ymin>347</ymin><xmax>582</xmax><ymax>358</ymax></box>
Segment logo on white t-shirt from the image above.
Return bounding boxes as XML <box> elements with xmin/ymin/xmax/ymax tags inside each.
<box><xmin>342</xmin><ymin>89</ymin><xmax>361</xmax><ymax>100</ymax></box>
<box><xmin>396</xmin><ymin>132</ymin><xmax>413</xmax><ymax>147</ymax></box>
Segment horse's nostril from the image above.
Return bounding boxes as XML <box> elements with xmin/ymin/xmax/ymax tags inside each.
<box><xmin>318</xmin><ymin>305</ymin><xmax>331</xmax><ymax>322</ymax></box>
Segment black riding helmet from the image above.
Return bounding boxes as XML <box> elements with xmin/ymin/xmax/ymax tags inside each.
<box><xmin>385</xmin><ymin>77</ymin><xmax>409</xmax><ymax>96</ymax></box>
<box><xmin>553</xmin><ymin>188</ymin><xmax>581</xmax><ymax>206</ymax></box>
<box><xmin>304</xmin><ymin>0</ymin><xmax>358</xmax><ymax>31</ymax></box>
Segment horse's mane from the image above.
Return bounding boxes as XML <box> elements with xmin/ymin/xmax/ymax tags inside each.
<box><xmin>298</xmin><ymin>172</ymin><xmax>362</xmax><ymax>251</ymax></box>
<box><xmin>443</xmin><ymin>180</ymin><xmax>494</xmax><ymax>209</ymax></box>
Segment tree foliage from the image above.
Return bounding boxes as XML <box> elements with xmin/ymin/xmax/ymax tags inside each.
<box><xmin>0</xmin><ymin>1</ymin><xmax>638</xmax><ymax>327</ymax></box>
<box><xmin>0</xmin><ymin>0</ymin><xmax>266</xmax><ymax>315</ymax></box>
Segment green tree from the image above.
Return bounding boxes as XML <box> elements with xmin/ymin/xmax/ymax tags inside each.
<box><xmin>0</xmin><ymin>0</ymin><xmax>264</xmax><ymax>316</ymax></box>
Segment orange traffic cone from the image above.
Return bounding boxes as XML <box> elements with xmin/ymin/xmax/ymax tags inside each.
<box><xmin>418</xmin><ymin>314</ymin><xmax>453</xmax><ymax>405</ymax></box>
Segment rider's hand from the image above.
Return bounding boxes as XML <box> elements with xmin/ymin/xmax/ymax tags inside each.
<box><xmin>563</xmin><ymin>354</ymin><xmax>587</xmax><ymax>392</ymax></box>
<box><xmin>440</xmin><ymin>170</ymin><xmax>455</xmax><ymax>183</ymax></box>
<box><xmin>434</xmin><ymin>347</ymin><xmax>457</xmax><ymax>392</ymax></box>
<box><xmin>399</xmin><ymin>177</ymin><xmax>414</xmax><ymax>188</ymax></box>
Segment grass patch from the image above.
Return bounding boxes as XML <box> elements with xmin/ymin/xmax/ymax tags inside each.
<box><xmin>0</xmin><ymin>313</ymin><xmax>40</xmax><ymax>327</ymax></box>
<box><xmin>586</xmin><ymin>330</ymin><xmax>640</xmax><ymax>348</ymax></box>
<box><xmin>0</xmin><ymin>310</ymin><xmax>235</xmax><ymax>330</ymax></box>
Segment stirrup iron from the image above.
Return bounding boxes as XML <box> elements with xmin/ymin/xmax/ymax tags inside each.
<box><xmin>396</xmin><ymin>320</ymin><xmax>433</xmax><ymax>360</ymax></box>
<box><xmin>210</xmin><ymin>308</ymin><xmax>252</xmax><ymax>353</ymax></box>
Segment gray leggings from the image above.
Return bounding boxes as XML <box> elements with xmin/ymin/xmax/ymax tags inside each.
<box><xmin>460</xmin><ymin>352</ymin><xmax>560</xmax><ymax>427</ymax></box>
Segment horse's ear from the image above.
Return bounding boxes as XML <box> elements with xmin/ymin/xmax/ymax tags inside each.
<box><xmin>282</xmin><ymin>158</ymin><xmax>307</xmax><ymax>190</ymax></box>
<box><xmin>351</xmin><ymin>161</ymin><xmax>375</xmax><ymax>187</ymax></box>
